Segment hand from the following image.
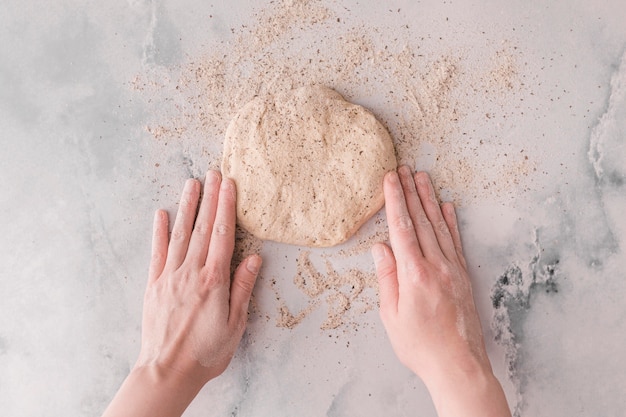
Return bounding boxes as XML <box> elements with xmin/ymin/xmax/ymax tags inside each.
<box><xmin>372</xmin><ymin>166</ymin><xmax>510</xmax><ymax>417</ymax></box>
<box><xmin>138</xmin><ymin>170</ymin><xmax>262</xmax><ymax>384</ymax></box>
<box><xmin>372</xmin><ymin>166</ymin><xmax>487</xmax><ymax>378</ymax></box>
<box><xmin>103</xmin><ymin>171</ymin><xmax>262</xmax><ymax>417</ymax></box>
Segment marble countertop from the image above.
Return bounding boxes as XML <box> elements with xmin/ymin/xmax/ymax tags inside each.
<box><xmin>1</xmin><ymin>1</ymin><xmax>625</xmax><ymax>416</ymax></box>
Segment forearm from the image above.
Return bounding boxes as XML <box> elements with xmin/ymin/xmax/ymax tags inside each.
<box><xmin>424</xmin><ymin>365</ymin><xmax>512</xmax><ymax>417</ymax></box>
<box><xmin>102</xmin><ymin>365</ymin><xmax>204</xmax><ymax>417</ymax></box>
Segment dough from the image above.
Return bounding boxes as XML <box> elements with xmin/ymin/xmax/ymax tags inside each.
<box><xmin>221</xmin><ymin>85</ymin><xmax>397</xmax><ymax>247</ymax></box>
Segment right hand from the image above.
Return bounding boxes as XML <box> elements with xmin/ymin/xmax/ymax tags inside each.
<box><xmin>372</xmin><ymin>166</ymin><xmax>511</xmax><ymax>417</ymax></box>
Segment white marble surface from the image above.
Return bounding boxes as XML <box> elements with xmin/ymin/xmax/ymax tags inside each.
<box><xmin>1</xmin><ymin>1</ymin><xmax>625</xmax><ymax>416</ymax></box>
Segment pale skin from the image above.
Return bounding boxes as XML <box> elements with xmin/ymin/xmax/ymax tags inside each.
<box><xmin>102</xmin><ymin>167</ymin><xmax>511</xmax><ymax>417</ymax></box>
<box><xmin>103</xmin><ymin>171</ymin><xmax>262</xmax><ymax>417</ymax></box>
<box><xmin>372</xmin><ymin>166</ymin><xmax>511</xmax><ymax>417</ymax></box>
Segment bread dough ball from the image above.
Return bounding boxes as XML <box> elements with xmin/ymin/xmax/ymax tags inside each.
<box><xmin>221</xmin><ymin>85</ymin><xmax>397</xmax><ymax>247</ymax></box>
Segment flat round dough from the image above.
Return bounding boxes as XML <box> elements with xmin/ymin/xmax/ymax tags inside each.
<box><xmin>221</xmin><ymin>85</ymin><xmax>397</xmax><ymax>247</ymax></box>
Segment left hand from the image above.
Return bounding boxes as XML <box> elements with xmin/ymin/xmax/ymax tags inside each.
<box><xmin>136</xmin><ymin>170</ymin><xmax>262</xmax><ymax>387</ymax></box>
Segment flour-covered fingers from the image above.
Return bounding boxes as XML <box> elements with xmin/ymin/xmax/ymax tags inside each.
<box><xmin>186</xmin><ymin>171</ymin><xmax>221</xmax><ymax>266</ymax></box>
<box><xmin>228</xmin><ymin>254</ymin><xmax>262</xmax><ymax>329</ymax></box>
<box><xmin>413</xmin><ymin>172</ymin><xmax>458</xmax><ymax>263</ymax></box>
<box><xmin>384</xmin><ymin>170</ymin><xmax>423</xmax><ymax>262</ymax></box>
<box><xmin>204</xmin><ymin>177</ymin><xmax>237</xmax><ymax>285</ymax></box>
<box><xmin>441</xmin><ymin>202</ymin><xmax>468</xmax><ymax>269</ymax></box>
<box><xmin>397</xmin><ymin>166</ymin><xmax>441</xmax><ymax>260</ymax></box>
<box><xmin>166</xmin><ymin>179</ymin><xmax>201</xmax><ymax>270</ymax></box>
<box><xmin>148</xmin><ymin>210</ymin><xmax>169</xmax><ymax>283</ymax></box>
<box><xmin>372</xmin><ymin>243</ymin><xmax>399</xmax><ymax>317</ymax></box>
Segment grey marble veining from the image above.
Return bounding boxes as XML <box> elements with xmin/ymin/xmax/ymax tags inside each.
<box><xmin>1</xmin><ymin>1</ymin><xmax>625</xmax><ymax>416</ymax></box>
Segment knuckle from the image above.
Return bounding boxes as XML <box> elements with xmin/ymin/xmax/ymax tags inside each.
<box><xmin>180</xmin><ymin>195</ymin><xmax>197</xmax><ymax>211</ymax></box>
<box><xmin>193</xmin><ymin>222</ymin><xmax>210</xmax><ymax>236</ymax></box>
<box><xmin>403</xmin><ymin>260</ymin><xmax>420</xmax><ymax>280</ymax></box>
<box><xmin>151</xmin><ymin>250</ymin><xmax>166</xmax><ymax>265</ymax></box>
<box><xmin>171</xmin><ymin>227</ymin><xmax>188</xmax><ymax>241</ymax></box>
<box><xmin>376</xmin><ymin>263</ymin><xmax>397</xmax><ymax>282</ymax></box>
<box><xmin>393</xmin><ymin>214</ymin><xmax>414</xmax><ymax>231</ymax></box>
<box><xmin>178</xmin><ymin>268</ymin><xmax>194</xmax><ymax>281</ymax></box>
<box><xmin>376</xmin><ymin>265</ymin><xmax>393</xmax><ymax>281</ymax></box>
<box><xmin>203</xmin><ymin>266</ymin><xmax>226</xmax><ymax>288</ymax></box>
<box><xmin>165</xmin><ymin>269</ymin><xmax>194</xmax><ymax>293</ymax></box>
<box><xmin>213</xmin><ymin>222</ymin><xmax>232</xmax><ymax>237</ymax></box>
<box><xmin>406</xmin><ymin>261</ymin><xmax>430</xmax><ymax>286</ymax></box>
<box><xmin>436</xmin><ymin>220</ymin><xmax>451</xmax><ymax>236</ymax></box>
<box><xmin>416</xmin><ymin>212</ymin><xmax>431</xmax><ymax>227</ymax></box>
<box><xmin>233</xmin><ymin>275</ymin><xmax>255</xmax><ymax>294</ymax></box>
<box><xmin>439</xmin><ymin>262</ymin><xmax>453</xmax><ymax>277</ymax></box>
<box><xmin>428</xmin><ymin>188</ymin><xmax>438</xmax><ymax>204</ymax></box>
<box><xmin>437</xmin><ymin>261</ymin><xmax>456</xmax><ymax>286</ymax></box>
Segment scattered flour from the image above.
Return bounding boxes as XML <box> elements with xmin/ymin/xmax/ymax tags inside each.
<box><xmin>132</xmin><ymin>0</ymin><xmax>535</xmax><ymax>330</ymax></box>
<box><xmin>275</xmin><ymin>251</ymin><xmax>378</xmax><ymax>330</ymax></box>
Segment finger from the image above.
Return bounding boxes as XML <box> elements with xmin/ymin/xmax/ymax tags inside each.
<box><xmin>228</xmin><ymin>254</ymin><xmax>262</xmax><ymax>329</ymax></box>
<box><xmin>441</xmin><ymin>202</ymin><xmax>468</xmax><ymax>269</ymax></box>
<box><xmin>166</xmin><ymin>178</ymin><xmax>202</xmax><ymax>269</ymax></box>
<box><xmin>413</xmin><ymin>172</ymin><xmax>458</xmax><ymax>263</ymax></box>
<box><xmin>204</xmin><ymin>177</ymin><xmax>237</xmax><ymax>279</ymax></box>
<box><xmin>148</xmin><ymin>209</ymin><xmax>169</xmax><ymax>283</ymax></box>
<box><xmin>372</xmin><ymin>243</ymin><xmax>399</xmax><ymax>317</ymax></box>
<box><xmin>384</xmin><ymin>170</ymin><xmax>423</xmax><ymax>265</ymax></box>
<box><xmin>186</xmin><ymin>171</ymin><xmax>221</xmax><ymax>266</ymax></box>
<box><xmin>397</xmin><ymin>166</ymin><xmax>440</xmax><ymax>259</ymax></box>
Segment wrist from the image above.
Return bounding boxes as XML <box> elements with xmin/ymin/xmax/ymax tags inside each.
<box><xmin>132</xmin><ymin>346</ymin><xmax>217</xmax><ymax>391</ymax></box>
<box><xmin>422</xmin><ymin>363</ymin><xmax>511</xmax><ymax>417</ymax></box>
<box><xmin>130</xmin><ymin>363</ymin><xmax>206</xmax><ymax>393</ymax></box>
<box><xmin>420</xmin><ymin>349</ymin><xmax>493</xmax><ymax>388</ymax></box>
<box><xmin>102</xmin><ymin>365</ymin><xmax>206</xmax><ymax>417</ymax></box>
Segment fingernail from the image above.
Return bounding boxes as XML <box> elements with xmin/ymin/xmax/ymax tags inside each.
<box><xmin>221</xmin><ymin>177</ymin><xmax>236</xmax><ymax>199</ymax></box>
<box><xmin>206</xmin><ymin>170</ymin><xmax>220</xmax><ymax>184</ymax></box>
<box><xmin>246</xmin><ymin>255</ymin><xmax>262</xmax><ymax>274</ymax></box>
<box><xmin>386</xmin><ymin>171</ymin><xmax>399</xmax><ymax>184</ymax></box>
<box><xmin>398</xmin><ymin>165</ymin><xmax>416</xmax><ymax>191</ymax></box>
<box><xmin>186</xmin><ymin>179</ymin><xmax>201</xmax><ymax>199</ymax></box>
<box><xmin>398</xmin><ymin>165</ymin><xmax>411</xmax><ymax>177</ymax></box>
<box><xmin>372</xmin><ymin>244</ymin><xmax>386</xmax><ymax>264</ymax></box>
<box><xmin>415</xmin><ymin>172</ymin><xmax>427</xmax><ymax>185</ymax></box>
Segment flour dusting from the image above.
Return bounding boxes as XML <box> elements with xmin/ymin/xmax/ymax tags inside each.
<box><xmin>132</xmin><ymin>0</ymin><xmax>534</xmax><ymax>330</ymax></box>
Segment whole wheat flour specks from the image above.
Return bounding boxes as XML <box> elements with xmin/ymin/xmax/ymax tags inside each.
<box><xmin>222</xmin><ymin>85</ymin><xmax>397</xmax><ymax>247</ymax></box>
<box><xmin>135</xmin><ymin>0</ymin><xmax>538</xmax><ymax>330</ymax></box>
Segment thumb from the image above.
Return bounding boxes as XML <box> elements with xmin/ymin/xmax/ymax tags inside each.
<box><xmin>229</xmin><ymin>254</ymin><xmax>262</xmax><ymax>328</ymax></box>
<box><xmin>372</xmin><ymin>243</ymin><xmax>399</xmax><ymax>317</ymax></box>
